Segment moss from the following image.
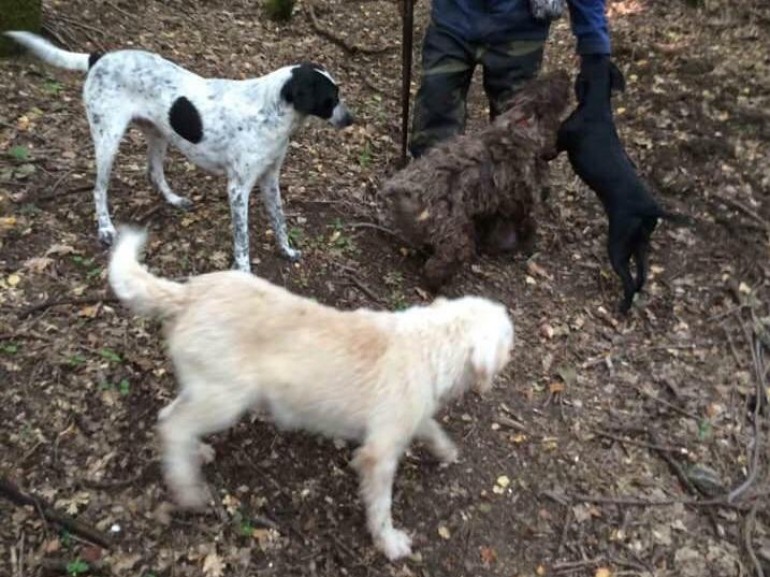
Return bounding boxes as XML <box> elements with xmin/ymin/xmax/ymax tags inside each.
<box><xmin>263</xmin><ymin>0</ymin><xmax>295</xmax><ymax>23</ymax></box>
<box><xmin>0</xmin><ymin>0</ymin><xmax>42</xmax><ymax>57</ymax></box>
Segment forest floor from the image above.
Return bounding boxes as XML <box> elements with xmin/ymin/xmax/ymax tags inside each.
<box><xmin>1</xmin><ymin>0</ymin><xmax>770</xmax><ymax>575</ymax></box>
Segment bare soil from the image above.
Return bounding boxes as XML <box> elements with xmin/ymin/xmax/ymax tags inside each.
<box><xmin>1</xmin><ymin>1</ymin><xmax>770</xmax><ymax>576</ymax></box>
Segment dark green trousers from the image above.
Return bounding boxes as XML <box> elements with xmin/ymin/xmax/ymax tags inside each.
<box><xmin>409</xmin><ymin>23</ymin><xmax>545</xmax><ymax>158</ymax></box>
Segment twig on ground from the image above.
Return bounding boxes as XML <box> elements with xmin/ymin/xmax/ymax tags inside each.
<box><xmin>0</xmin><ymin>331</ymin><xmax>53</xmax><ymax>342</ymax></box>
<box><xmin>33</xmin><ymin>184</ymin><xmax>93</xmax><ymax>204</ymax></box>
<box><xmin>556</xmin><ymin>507</ymin><xmax>572</xmax><ymax>560</ymax></box>
<box><xmin>567</xmin><ymin>492</ymin><xmax>747</xmax><ymax>510</ymax></box>
<box><xmin>633</xmin><ymin>385</ymin><xmax>700</xmax><ymax>421</ymax></box>
<box><xmin>17</xmin><ymin>295</ymin><xmax>117</xmax><ymax>319</ymax></box>
<box><xmin>104</xmin><ymin>0</ymin><xmax>138</xmax><ymax>20</ymax></box>
<box><xmin>80</xmin><ymin>461</ymin><xmax>157</xmax><ymax>491</ymax></box>
<box><xmin>361</xmin><ymin>75</ymin><xmax>398</xmax><ymax>99</ymax></box>
<box><xmin>305</xmin><ymin>1</ymin><xmax>398</xmax><ymax>55</ymax></box>
<box><xmin>744</xmin><ymin>502</ymin><xmax>766</xmax><ymax>577</ymax></box>
<box><xmin>494</xmin><ymin>415</ymin><xmax>527</xmax><ymax>432</ymax></box>
<box><xmin>334</xmin><ymin>263</ymin><xmax>386</xmax><ymax>306</ymax></box>
<box><xmin>552</xmin><ymin>558</ymin><xmax>603</xmax><ymax>573</ymax></box>
<box><xmin>593</xmin><ymin>429</ymin><xmax>684</xmax><ymax>454</ymax></box>
<box><xmin>729</xmin><ymin>329</ymin><xmax>765</xmax><ymax>503</ymax></box>
<box><xmin>646</xmin><ymin>431</ymin><xmax>700</xmax><ymax>493</ymax></box>
<box><xmin>719</xmin><ymin>196</ymin><xmax>770</xmax><ymax>232</ymax></box>
<box><xmin>54</xmin><ymin>14</ymin><xmax>107</xmax><ymax>50</ymax></box>
<box><xmin>345</xmin><ymin>220</ymin><xmax>419</xmax><ymax>249</ymax></box>
<box><xmin>0</xmin><ymin>478</ymin><xmax>112</xmax><ymax>549</ymax></box>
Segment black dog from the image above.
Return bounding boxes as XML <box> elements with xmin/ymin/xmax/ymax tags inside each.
<box><xmin>556</xmin><ymin>55</ymin><xmax>688</xmax><ymax>313</ymax></box>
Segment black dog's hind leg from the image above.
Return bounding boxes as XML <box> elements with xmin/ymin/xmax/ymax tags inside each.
<box><xmin>633</xmin><ymin>216</ymin><xmax>658</xmax><ymax>293</ymax></box>
<box><xmin>608</xmin><ymin>226</ymin><xmax>637</xmax><ymax>314</ymax></box>
<box><xmin>633</xmin><ymin>241</ymin><xmax>649</xmax><ymax>294</ymax></box>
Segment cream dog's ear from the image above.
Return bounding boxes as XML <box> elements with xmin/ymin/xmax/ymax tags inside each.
<box><xmin>469</xmin><ymin>313</ymin><xmax>514</xmax><ymax>393</ymax></box>
<box><xmin>430</xmin><ymin>296</ymin><xmax>449</xmax><ymax>307</ymax></box>
<box><xmin>470</xmin><ymin>335</ymin><xmax>499</xmax><ymax>394</ymax></box>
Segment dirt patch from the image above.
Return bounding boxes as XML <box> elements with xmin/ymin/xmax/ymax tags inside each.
<box><xmin>1</xmin><ymin>0</ymin><xmax>770</xmax><ymax>576</ymax></box>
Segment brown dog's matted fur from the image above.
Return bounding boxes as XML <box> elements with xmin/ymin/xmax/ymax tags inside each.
<box><xmin>383</xmin><ymin>70</ymin><xmax>571</xmax><ymax>289</ymax></box>
<box><xmin>108</xmin><ymin>228</ymin><xmax>514</xmax><ymax>561</ymax></box>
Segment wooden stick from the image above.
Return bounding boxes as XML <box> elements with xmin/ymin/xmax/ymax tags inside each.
<box><xmin>17</xmin><ymin>295</ymin><xmax>117</xmax><ymax>319</ymax></box>
<box><xmin>0</xmin><ymin>478</ymin><xmax>112</xmax><ymax>549</ymax></box>
<box><xmin>306</xmin><ymin>1</ymin><xmax>397</xmax><ymax>55</ymax></box>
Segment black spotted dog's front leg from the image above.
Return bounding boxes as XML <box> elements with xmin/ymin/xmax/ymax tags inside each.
<box><xmin>226</xmin><ymin>170</ymin><xmax>260</xmax><ymax>272</ymax></box>
<box><xmin>259</xmin><ymin>159</ymin><xmax>301</xmax><ymax>262</ymax></box>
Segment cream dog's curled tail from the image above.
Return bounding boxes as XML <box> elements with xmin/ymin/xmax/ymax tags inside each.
<box><xmin>108</xmin><ymin>227</ymin><xmax>187</xmax><ymax>319</ymax></box>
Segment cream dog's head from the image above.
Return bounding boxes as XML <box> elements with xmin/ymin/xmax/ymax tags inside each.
<box><xmin>431</xmin><ymin>296</ymin><xmax>514</xmax><ymax>394</ymax></box>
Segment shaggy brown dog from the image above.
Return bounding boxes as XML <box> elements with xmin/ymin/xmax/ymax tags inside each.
<box><xmin>383</xmin><ymin>70</ymin><xmax>571</xmax><ymax>289</ymax></box>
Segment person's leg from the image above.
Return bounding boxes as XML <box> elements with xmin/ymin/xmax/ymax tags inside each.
<box><xmin>481</xmin><ymin>38</ymin><xmax>546</xmax><ymax>121</ymax></box>
<box><xmin>409</xmin><ymin>24</ymin><xmax>475</xmax><ymax>158</ymax></box>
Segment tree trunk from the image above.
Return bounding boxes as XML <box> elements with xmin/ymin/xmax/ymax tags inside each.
<box><xmin>0</xmin><ymin>0</ymin><xmax>42</xmax><ymax>57</ymax></box>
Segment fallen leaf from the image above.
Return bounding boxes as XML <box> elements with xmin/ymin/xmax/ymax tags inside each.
<box><xmin>43</xmin><ymin>538</ymin><xmax>61</xmax><ymax>553</ymax></box>
<box><xmin>6</xmin><ymin>274</ymin><xmax>20</xmax><ymax>287</ymax></box>
<box><xmin>80</xmin><ymin>546</ymin><xmax>102</xmax><ymax>564</ymax></box>
<box><xmin>479</xmin><ymin>545</ymin><xmax>497</xmax><ymax>567</ymax></box>
<box><xmin>549</xmin><ymin>381</ymin><xmax>565</xmax><ymax>394</ymax></box>
<box><xmin>113</xmin><ymin>552</ymin><xmax>142</xmax><ymax>572</ymax></box>
<box><xmin>78</xmin><ymin>305</ymin><xmax>99</xmax><ymax>318</ymax></box>
<box><xmin>526</xmin><ymin>261</ymin><xmax>551</xmax><ymax>280</ymax></box>
<box><xmin>23</xmin><ymin>256</ymin><xmax>54</xmax><ymax>273</ymax></box>
<box><xmin>437</xmin><ymin>525</ymin><xmax>451</xmax><ymax>540</ymax></box>
<box><xmin>595</xmin><ymin>568</ymin><xmax>612</xmax><ymax>577</ymax></box>
<box><xmin>556</xmin><ymin>365</ymin><xmax>578</xmax><ymax>387</ymax></box>
<box><xmin>202</xmin><ymin>552</ymin><xmax>225</xmax><ymax>577</ymax></box>
<box><xmin>45</xmin><ymin>244</ymin><xmax>76</xmax><ymax>256</ymax></box>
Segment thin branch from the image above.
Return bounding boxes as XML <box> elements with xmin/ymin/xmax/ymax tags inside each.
<box><xmin>0</xmin><ymin>478</ymin><xmax>112</xmax><ymax>549</ymax></box>
<box><xmin>567</xmin><ymin>492</ymin><xmax>746</xmax><ymax>510</ymax></box>
<box><xmin>0</xmin><ymin>331</ymin><xmax>53</xmax><ymax>342</ymax></box>
<box><xmin>305</xmin><ymin>1</ymin><xmax>397</xmax><ymax>55</ymax></box>
<box><xmin>718</xmin><ymin>196</ymin><xmax>770</xmax><ymax>232</ymax></box>
<box><xmin>33</xmin><ymin>184</ymin><xmax>93</xmax><ymax>204</ymax></box>
<box><xmin>729</xmin><ymin>330</ymin><xmax>765</xmax><ymax>503</ymax></box>
<box><xmin>17</xmin><ymin>295</ymin><xmax>117</xmax><ymax>319</ymax></box>
<box><xmin>744</xmin><ymin>503</ymin><xmax>766</xmax><ymax>577</ymax></box>
<box><xmin>634</xmin><ymin>385</ymin><xmax>700</xmax><ymax>421</ymax></box>
<box><xmin>593</xmin><ymin>429</ymin><xmax>684</xmax><ymax>453</ymax></box>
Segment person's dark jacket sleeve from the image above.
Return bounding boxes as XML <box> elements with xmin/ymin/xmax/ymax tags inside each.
<box><xmin>567</xmin><ymin>0</ymin><xmax>610</xmax><ymax>55</ymax></box>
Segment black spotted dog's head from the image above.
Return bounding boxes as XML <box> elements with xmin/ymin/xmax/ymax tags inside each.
<box><xmin>281</xmin><ymin>63</ymin><xmax>353</xmax><ymax>128</ymax></box>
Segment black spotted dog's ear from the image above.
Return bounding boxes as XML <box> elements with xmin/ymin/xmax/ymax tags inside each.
<box><xmin>280</xmin><ymin>71</ymin><xmax>312</xmax><ymax>112</ymax></box>
<box><xmin>609</xmin><ymin>61</ymin><xmax>626</xmax><ymax>93</ymax></box>
<box><xmin>281</xmin><ymin>63</ymin><xmax>338</xmax><ymax>120</ymax></box>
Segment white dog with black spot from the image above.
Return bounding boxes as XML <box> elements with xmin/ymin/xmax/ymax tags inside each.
<box><xmin>5</xmin><ymin>31</ymin><xmax>353</xmax><ymax>271</ymax></box>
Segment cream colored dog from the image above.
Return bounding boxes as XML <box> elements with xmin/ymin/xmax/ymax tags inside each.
<box><xmin>108</xmin><ymin>227</ymin><xmax>514</xmax><ymax>560</ymax></box>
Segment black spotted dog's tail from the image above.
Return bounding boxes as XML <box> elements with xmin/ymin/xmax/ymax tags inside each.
<box><xmin>4</xmin><ymin>31</ymin><xmax>102</xmax><ymax>72</ymax></box>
